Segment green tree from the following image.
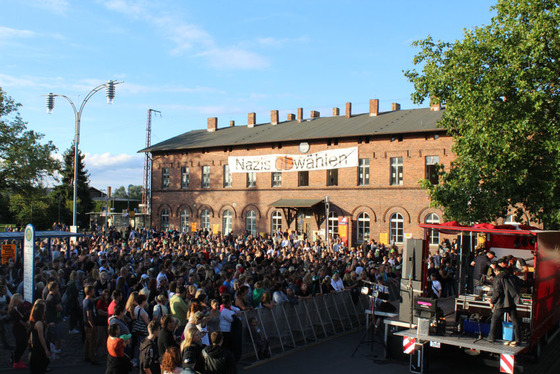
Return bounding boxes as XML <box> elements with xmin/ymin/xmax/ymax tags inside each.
<box><xmin>0</xmin><ymin>87</ymin><xmax>59</xmax><ymax>194</ymax></box>
<box><xmin>54</xmin><ymin>143</ymin><xmax>93</xmax><ymax>227</ymax></box>
<box><xmin>9</xmin><ymin>189</ymin><xmax>59</xmax><ymax>230</ymax></box>
<box><xmin>405</xmin><ymin>0</ymin><xmax>560</xmax><ymax>228</ymax></box>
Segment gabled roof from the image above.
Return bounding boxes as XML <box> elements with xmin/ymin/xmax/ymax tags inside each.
<box><xmin>140</xmin><ymin>107</ymin><xmax>445</xmax><ymax>153</ymax></box>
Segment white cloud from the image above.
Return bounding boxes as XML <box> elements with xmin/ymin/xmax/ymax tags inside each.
<box><xmin>255</xmin><ymin>36</ymin><xmax>310</xmax><ymax>47</ymax></box>
<box><xmin>22</xmin><ymin>0</ymin><xmax>70</xmax><ymax>15</ymax></box>
<box><xmin>84</xmin><ymin>152</ymin><xmax>144</xmax><ymax>188</ymax></box>
<box><xmin>0</xmin><ymin>26</ymin><xmax>35</xmax><ymax>39</ymax></box>
<box><xmin>85</xmin><ymin>152</ymin><xmax>141</xmax><ymax>167</ymax></box>
<box><xmin>100</xmin><ymin>0</ymin><xmax>269</xmax><ymax>70</ymax></box>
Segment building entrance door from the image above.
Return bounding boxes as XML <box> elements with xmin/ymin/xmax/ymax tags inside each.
<box><xmin>297</xmin><ymin>209</ymin><xmax>313</xmax><ymax>239</ymax></box>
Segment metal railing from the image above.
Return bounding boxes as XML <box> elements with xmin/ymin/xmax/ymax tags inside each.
<box><xmin>238</xmin><ymin>290</ymin><xmax>370</xmax><ymax>361</ymax></box>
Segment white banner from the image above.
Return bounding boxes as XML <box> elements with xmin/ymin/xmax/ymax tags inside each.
<box><xmin>229</xmin><ymin>147</ymin><xmax>358</xmax><ymax>173</ymax></box>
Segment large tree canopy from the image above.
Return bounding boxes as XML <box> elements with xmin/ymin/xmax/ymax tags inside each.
<box><xmin>405</xmin><ymin>0</ymin><xmax>560</xmax><ymax>228</ymax></box>
<box><xmin>0</xmin><ymin>87</ymin><xmax>59</xmax><ymax>193</ymax></box>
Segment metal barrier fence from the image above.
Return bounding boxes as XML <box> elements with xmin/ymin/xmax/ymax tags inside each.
<box><xmin>238</xmin><ymin>290</ymin><xmax>370</xmax><ymax>361</ymax></box>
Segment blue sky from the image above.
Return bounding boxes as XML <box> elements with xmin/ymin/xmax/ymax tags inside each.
<box><xmin>0</xmin><ymin>0</ymin><xmax>496</xmax><ymax>190</ymax></box>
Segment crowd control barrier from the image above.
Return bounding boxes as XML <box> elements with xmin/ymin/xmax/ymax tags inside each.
<box><xmin>238</xmin><ymin>290</ymin><xmax>370</xmax><ymax>362</ymax></box>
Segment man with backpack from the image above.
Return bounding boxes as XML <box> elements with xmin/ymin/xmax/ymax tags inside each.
<box><xmin>139</xmin><ymin>321</ymin><xmax>161</xmax><ymax>374</ymax></box>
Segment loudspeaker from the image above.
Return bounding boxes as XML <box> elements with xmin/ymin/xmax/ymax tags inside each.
<box><xmin>403</xmin><ymin>238</ymin><xmax>424</xmax><ymax>281</ymax></box>
<box><xmin>399</xmin><ymin>279</ymin><xmax>423</xmax><ymax>324</ymax></box>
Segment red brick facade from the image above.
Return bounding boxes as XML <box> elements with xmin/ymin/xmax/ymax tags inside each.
<box><xmin>149</xmin><ymin>112</ymin><xmax>454</xmax><ymax>247</ymax></box>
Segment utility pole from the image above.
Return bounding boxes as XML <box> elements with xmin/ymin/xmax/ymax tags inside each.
<box><xmin>142</xmin><ymin>109</ymin><xmax>161</xmax><ymax>227</ymax></box>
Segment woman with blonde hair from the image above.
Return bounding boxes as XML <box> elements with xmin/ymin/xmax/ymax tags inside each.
<box><xmin>9</xmin><ymin>294</ymin><xmax>28</xmax><ymax>369</ymax></box>
<box><xmin>180</xmin><ymin>327</ymin><xmax>205</xmax><ymax>373</ymax></box>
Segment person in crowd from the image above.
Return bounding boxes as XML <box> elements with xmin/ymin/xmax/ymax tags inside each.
<box><xmin>202</xmin><ymin>331</ymin><xmax>237</xmax><ymax>374</ymax></box>
<box><xmin>160</xmin><ymin>346</ymin><xmax>193</xmax><ymax>374</ymax></box>
<box><xmin>248</xmin><ymin>317</ymin><xmax>269</xmax><ymax>360</ymax></box>
<box><xmin>106</xmin><ymin>323</ymin><xmax>132</xmax><ymax>374</ymax></box>
<box><xmin>65</xmin><ymin>271</ymin><xmax>81</xmax><ymax>334</ymax></box>
<box><xmin>83</xmin><ymin>285</ymin><xmax>99</xmax><ymax>365</ymax></box>
<box><xmin>152</xmin><ymin>294</ymin><xmax>169</xmax><ymax>323</ymax></box>
<box><xmin>96</xmin><ymin>288</ymin><xmax>111</xmax><ymax>357</ymax></box>
<box><xmin>45</xmin><ymin>281</ymin><xmax>63</xmax><ymax>358</ymax></box>
<box><xmin>0</xmin><ymin>283</ymin><xmax>12</xmax><ymax>350</ymax></box>
<box><xmin>180</xmin><ymin>327</ymin><xmax>206</xmax><ymax>373</ymax></box>
<box><xmin>132</xmin><ymin>293</ymin><xmax>150</xmax><ymax>366</ymax></box>
<box><xmin>108</xmin><ymin>290</ymin><xmax>123</xmax><ymax>320</ymax></box>
<box><xmin>330</xmin><ymin>272</ymin><xmax>345</xmax><ymax>292</ymax></box>
<box><xmin>29</xmin><ymin>300</ymin><xmax>50</xmax><ymax>374</ymax></box>
<box><xmin>219</xmin><ymin>294</ymin><xmax>242</xmax><ymax>361</ymax></box>
<box><xmin>9</xmin><ymin>293</ymin><xmax>28</xmax><ymax>369</ymax></box>
<box><xmin>206</xmin><ymin>299</ymin><xmax>221</xmax><ymax>333</ymax></box>
<box><xmin>170</xmin><ymin>286</ymin><xmax>189</xmax><ymax>333</ymax></box>
<box><xmin>109</xmin><ymin>303</ymin><xmax>131</xmax><ymax>336</ymax></box>
<box><xmin>158</xmin><ymin>314</ymin><xmax>179</xmax><ymax>360</ymax></box>
<box><xmin>139</xmin><ymin>321</ymin><xmax>161</xmax><ymax>374</ymax></box>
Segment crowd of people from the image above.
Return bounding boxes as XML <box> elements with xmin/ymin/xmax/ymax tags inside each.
<box><xmin>0</xmin><ymin>225</ymin><xmax>404</xmax><ymax>374</ymax></box>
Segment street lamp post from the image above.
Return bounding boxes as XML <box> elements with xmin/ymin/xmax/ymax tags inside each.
<box><xmin>46</xmin><ymin>80</ymin><xmax>122</xmax><ymax>230</ymax></box>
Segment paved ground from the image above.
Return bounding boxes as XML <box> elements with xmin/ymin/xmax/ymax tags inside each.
<box><xmin>2</xmin><ymin>322</ymin><xmax>559</xmax><ymax>374</ymax></box>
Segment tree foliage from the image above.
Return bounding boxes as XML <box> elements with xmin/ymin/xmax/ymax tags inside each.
<box><xmin>53</xmin><ymin>143</ymin><xmax>93</xmax><ymax>226</ymax></box>
<box><xmin>405</xmin><ymin>0</ymin><xmax>560</xmax><ymax>228</ymax></box>
<box><xmin>0</xmin><ymin>87</ymin><xmax>59</xmax><ymax>194</ymax></box>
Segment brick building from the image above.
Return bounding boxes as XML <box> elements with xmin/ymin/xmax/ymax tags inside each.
<box><xmin>141</xmin><ymin>99</ymin><xmax>453</xmax><ymax>248</ymax></box>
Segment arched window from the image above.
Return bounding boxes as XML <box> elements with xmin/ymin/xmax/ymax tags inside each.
<box><xmin>390</xmin><ymin>213</ymin><xmax>404</xmax><ymax>244</ymax></box>
<box><xmin>271</xmin><ymin>210</ymin><xmax>282</xmax><ymax>233</ymax></box>
<box><xmin>425</xmin><ymin>213</ymin><xmax>440</xmax><ymax>245</ymax></box>
<box><xmin>246</xmin><ymin>210</ymin><xmax>257</xmax><ymax>236</ymax></box>
<box><xmin>222</xmin><ymin>209</ymin><xmax>233</xmax><ymax>235</ymax></box>
<box><xmin>328</xmin><ymin>211</ymin><xmax>339</xmax><ymax>238</ymax></box>
<box><xmin>357</xmin><ymin>212</ymin><xmax>370</xmax><ymax>243</ymax></box>
<box><xmin>180</xmin><ymin>209</ymin><xmax>189</xmax><ymax>233</ymax></box>
<box><xmin>160</xmin><ymin>208</ymin><xmax>170</xmax><ymax>230</ymax></box>
<box><xmin>200</xmin><ymin>209</ymin><xmax>210</xmax><ymax>230</ymax></box>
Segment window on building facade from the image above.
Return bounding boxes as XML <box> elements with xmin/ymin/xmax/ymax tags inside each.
<box><xmin>180</xmin><ymin>209</ymin><xmax>189</xmax><ymax>232</ymax></box>
<box><xmin>162</xmin><ymin>167</ymin><xmax>170</xmax><ymax>190</ymax></box>
<box><xmin>271</xmin><ymin>210</ymin><xmax>282</xmax><ymax>232</ymax></box>
<box><xmin>357</xmin><ymin>212</ymin><xmax>370</xmax><ymax>243</ymax></box>
<box><xmin>328</xmin><ymin>211</ymin><xmax>339</xmax><ymax>238</ymax></box>
<box><xmin>425</xmin><ymin>213</ymin><xmax>440</xmax><ymax>245</ymax></box>
<box><xmin>390</xmin><ymin>157</ymin><xmax>403</xmax><ymax>186</ymax></box>
<box><xmin>223</xmin><ymin>165</ymin><xmax>232</xmax><ymax>188</ymax></box>
<box><xmin>271</xmin><ymin>172</ymin><xmax>282</xmax><ymax>187</ymax></box>
<box><xmin>246</xmin><ymin>210</ymin><xmax>257</xmax><ymax>236</ymax></box>
<box><xmin>298</xmin><ymin>171</ymin><xmax>309</xmax><ymax>187</ymax></box>
<box><xmin>202</xmin><ymin>166</ymin><xmax>210</xmax><ymax>188</ymax></box>
<box><xmin>390</xmin><ymin>213</ymin><xmax>404</xmax><ymax>244</ymax></box>
<box><xmin>247</xmin><ymin>172</ymin><xmax>256</xmax><ymax>188</ymax></box>
<box><xmin>504</xmin><ymin>214</ymin><xmax>520</xmax><ymax>225</ymax></box>
<box><xmin>358</xmin><ymin>158</ymin><xmax>370</xmax><ymax>186</ymax></box>
<box><xmin>181</xmin><ymin>167</ymin><xmax>189</xmax><ymax>189</ymax></box>
<box><xmin>200</xmin><ymin>209</ymin><xmax>210</xmax><ymax>230</ymax></box>
<box><xmin>222</xmin><ymin>209</ymin><xmax>233</xmax><ymax>235</ymax></box>
<box><xmin>327</xmin><ymin>169</ymin><xmax>338</xmax><ymax>186</ymax></box>
<box><xmin>425</xmin><ymin>156</ymin><xmax>439</xmax><ymax>185</ymax></box>
<box><xmin>161</xmin><ymin>208</ymin><xmax>170</xmax><ymax>230</ymax></box>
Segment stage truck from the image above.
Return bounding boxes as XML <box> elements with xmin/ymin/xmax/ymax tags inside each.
<box><xmin>385</xmin><ymin>222</ymin><xmax>560</xmax><ymax>374</ymax></box>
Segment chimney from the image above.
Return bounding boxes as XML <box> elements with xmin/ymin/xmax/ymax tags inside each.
<box><xmin>248</xmin><ymin>112</ymin><xmax>256</xmax><ymax>128</ymax></box>
<box><xmin>333</xmin><ymin>107</ymin><xmax>340</xmax><ymax>116</ymax></box>
<box><xmin>287</xmin><ymin>113</ymin><xmax>296</xmax><ymax>121</ymax></box>
<box><xmin>270</xmin><ymin>110</ymin><xmax>279</xmax><ymax>125</ymax></box>
<box><xmin>369</xmin><ymin>99</ymin><xmax>379</xmax><ymax>116</ymax></box>
<box><xmin>297</xmin><ymin>108</ymin><xmax>303</xmax><ymax>123</ymax></box>
<box><xmin>392</xmin><ymin>102</ymin><xmax>401</xmax><ymax>111</ymax></box>
<box><xmin>310</xmin><ymin>110</ymin><xmax>320</xmax><ymax>118</ymax></box>
<box><xmin>430</xmin><ymin>97</ymin><xmax>441</xmax><ymax>111</ymax></box>
<box><xmin>207</xmin><ymin>117</ymin><xmax>218</xmax><ymax>132</ymax></box>
<box><xmin>230</xmin><ymin>120</ymin><xmax>235</xmax><ymax>127</ymax></box>
<box><xmin>345</xmin><ymin>102</ymin><xmax>352</xmax><ymax>118</ymax></box>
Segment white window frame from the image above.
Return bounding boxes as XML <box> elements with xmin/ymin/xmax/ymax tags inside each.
<box><xmin>202</xmin><ymin>166</ymin><xmax>211</xmax><ymax>188</ymax></box>
<box><xmin>390</xmin><ymin>213</ymin><xmax>404</xmax><ymax>244</ymax></box>
<box><xmin>200</xmin><ymin>209</ymin><xmax>210</xmax><ymax>229</ymax></box>
<box><xmin>357</xmin><ymin>212</ymin><xmax>370</xmax><ymax>243</ymax></box>
<box><xmin>161</xmin><ymin>208</ymin><xmax>170</xmax><ymax>230</ymax></box>
<box><xmin>425</xmin><ymin>213</ymin><xmax>440</xmax><ymax>245</ymax></box>
<box><xmin>358</xmin><ymin>158</ymin><xmax>370</xmax><ymax>186</ymax></box>
<box><xmin>222</xmin><ymin>209</ymin><xmax>233</xmax><ymax>235</ymax></box>
<box><xmin>180</xmin><ymin>209</ymin><xmax>189</xmax><ymax>233</ymax></box>
<box><xmin>246</xmin><ymin>210</ymin><xmax>257</xmax><ymax>236</ymax></box>
<box><xmin>390</xmin><ymin>157</ymin><xmax>403</xmax><ymax>186</ymax></box>
<box><xmin>271</xmin><ymin>210</ymin><xmax>282</xmax><ymax>232</ymax></box>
